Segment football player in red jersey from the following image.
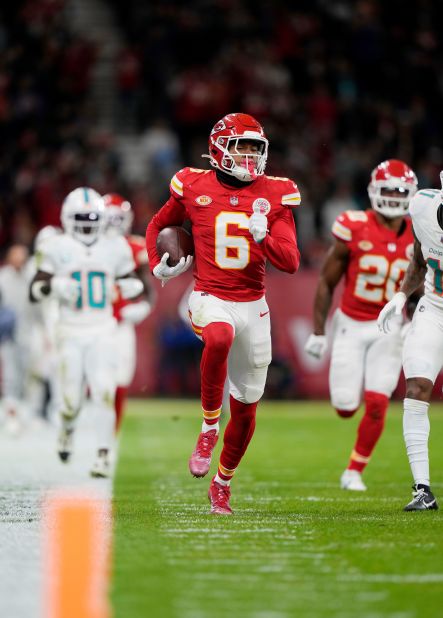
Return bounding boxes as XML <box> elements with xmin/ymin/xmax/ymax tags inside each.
<box><xmin>104</xmin><ymin>193</ymin><xmax>153</xmax><ymax>430</ymax></box>
<box><xmin>305</xmin><ymin>160</ymin><xmax>418</xmax><ymax>491</ymax></box>
<box><xmin>146</xmin><ymin>113</ymin><xmax>301</xmax><ymax>514</ymax></box>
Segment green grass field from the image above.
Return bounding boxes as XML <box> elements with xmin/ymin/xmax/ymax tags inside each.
<box><xmin>112</xmin><ymin>400</ymin><xmax>443</xmax><ymax>618</ymax></box>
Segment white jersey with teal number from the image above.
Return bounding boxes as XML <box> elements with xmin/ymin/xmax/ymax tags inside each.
<box><xmin>409</xmin><ymin>188</ymin><xmax>443</xmax><ymax>311</ymax></box>
<box><xmin>38</xmin><ymin>233</ymin><xmax>135</xmax><ymax>329</ymax></box>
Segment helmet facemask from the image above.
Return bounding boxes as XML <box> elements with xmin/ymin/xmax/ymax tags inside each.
<box><xmin>368</xmin><ymin>183</ymin><xmax>415</xmax><ymax>219</ymax></box>
<box><xmin>367</xmin><ymin>159</ymin><xmax>418</xmax><ymax>219</ymax></box>
<box><xmin>68</xmin><ymin>212</ymin><xmax>103</xmax><ymax>245</ymax></box>
<box><xmin>217</xmin><ymin>136</ymin><xmax>268</xmax><ymax>182</ymax></box>
<box><xmin>61</xmin><ymin>187</ymin><xmax>106</xmax><ymax>245</ymax></box>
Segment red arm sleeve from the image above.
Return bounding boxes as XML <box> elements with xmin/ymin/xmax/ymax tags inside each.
<box><xmin>145</xmin><ymin>196</ymin><xmax>187</xmax><ymax>270</ymax></box>
<box><xmin>261</xmin><ymin>210</ymin><xmax>300</xmax><ymax>273</ymax></box>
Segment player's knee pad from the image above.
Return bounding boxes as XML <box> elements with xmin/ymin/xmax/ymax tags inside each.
<box><xmin>89</xmin><ymin>377</ymin><xmax>115</xmax><ymax>408</ymax></box>
<box><xmin>364</xmin><ymin>390</ymin><xmax>389</xmax><ymax>421</ymax></box>
<box><xmin>93</xmin><ymin>389</ymin><xmax>115</xmax><ymax>409</ymax></box>
<box><xmin>243</xmin><ymin>383</ymin><xmax>265</xmax><ymax>404</ymax></box>
<box><xmin>202</xmin><ymin>322</ymin><xmax>234</xmax><ymax>357</ymax></box>
<box><xmin>331</xmin><ymin>388</ymin><xmax>359</xmax><ymax>415</ymax></box>
<box><xmin>60</xmin><ymin>401</ymin><xmax>79</xmax><ymax>420</ymax></box>
<box><xmin>232</xmin><ymin>366</ymin><xmax>267</xmax><ymax>404</ymax></box>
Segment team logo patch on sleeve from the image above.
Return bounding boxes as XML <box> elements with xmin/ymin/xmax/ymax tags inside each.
<box><xmin>252</xmin><ymin>198</ymin><xmax>271</xmax><ymax>215</ymax></box>
<box><xmin>195</xmin><ymin>195</ymin><xmax>212</xmax><ymax>206</ymax></box>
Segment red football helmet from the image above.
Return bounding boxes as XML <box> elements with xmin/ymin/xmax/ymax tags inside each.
<box><xmin>103</xmin><ymin>193</ymin><xmax>133</xmax><ymax>235</ymax></box>
<box><xmin>204</xmin><ymin>113</ymin><xmax>268</xmax><ymax>182</ymax></box>
<box><xmin>367</xmin><ymin>159</ymin><xmax>418</xmax><ymax>218</ymax></box>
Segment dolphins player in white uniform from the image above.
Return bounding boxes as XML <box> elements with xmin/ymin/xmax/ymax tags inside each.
<box><xmin>378</xmin><ymin>172</ymin><xmax>443</xmax><ymax>511</ymax></box>
<box><xmin>30</xmin><ymin>187</ymin><xmax>142</xmax><ymax>477</ymax></box>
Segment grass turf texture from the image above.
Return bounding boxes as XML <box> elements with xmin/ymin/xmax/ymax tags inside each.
<box><xmin>112</xmin><ymin>400</ymin><xmax>443</xmax><ymax>618</ymax></box>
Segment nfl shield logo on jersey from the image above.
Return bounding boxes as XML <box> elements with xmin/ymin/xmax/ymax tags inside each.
<box><xmin>252</xmin><ymin>198</ymin><xmax>271</xmax><ymax>215</ymax></box>
<box><xmin>230</xmin><ymin>196</ymin><xmax>239</xmax><ymax>206</ymax></box>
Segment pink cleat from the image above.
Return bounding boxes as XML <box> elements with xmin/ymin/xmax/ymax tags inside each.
<box><xmin>188</xmin><ymin>429</ymin><xmax>218</xmax><ymax>477</ymax></box>
<box><xmin>208</xmin><ymin>477</ymin><xmax>233</xmax><ymax>515</ymax></box>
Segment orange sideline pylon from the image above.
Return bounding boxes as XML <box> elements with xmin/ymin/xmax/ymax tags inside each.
<box><xmin>44</xmin><ymin>494</ymin><xmax>111</xmax><ymax>618</ymax></box>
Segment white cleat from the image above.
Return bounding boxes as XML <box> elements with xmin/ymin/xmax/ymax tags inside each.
<box><xmin>340</xmin><ymin>469</ymin><xmax>367</xmax><ymax>491</ymax></box>
<box><xmin>57</xmin><ymin>427</ymin><xmax>73</xmax><ymax>463</ymax></box>
<box><xmin>90</xmin><ymin>451</ymin><xmax>110</xmax><ymax>478</ymax></box>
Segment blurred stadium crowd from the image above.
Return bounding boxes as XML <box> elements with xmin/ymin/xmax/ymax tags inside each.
<box><xmin>1</xmin><ymin>0</ymin><xmax>443</xmax><ymax>264</ymax></box>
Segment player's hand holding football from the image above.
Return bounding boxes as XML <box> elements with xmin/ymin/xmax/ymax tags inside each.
<box><xmin>248</xmin><ymin>213</ymin><xmax>268</xmax><ymax>243</ymax></box>
<box><xmin>51</xmin><ymin>276</ymin><xmax>80</xmax><ymax>305</ymax></box>
<box><xmin>377</xmin><ymin>292</ymin><xmax>406</xmax><ymax>334</ymax></box>
<box><xmin>153</xmin><ymin>252</ymin><xmax>193</xmax><ymax>286</ymax></box>
<box><xmin>304</xmin><ymin>333</ymin><xmax>328</xmax><ymax>359</ymax></box>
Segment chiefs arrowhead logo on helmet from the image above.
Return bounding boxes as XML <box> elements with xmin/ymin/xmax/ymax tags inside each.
<box><xmin>211</xmin><ymin>119</ymin><xmax>226</xmax><ymax>134</ymax></box>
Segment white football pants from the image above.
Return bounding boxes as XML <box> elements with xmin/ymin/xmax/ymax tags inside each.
<box><xmin>55</xmin><ymin>322</ymin><xmax>118</xmax><ymax>450</ymax></box>
<box><xmin>188</xmin><ymin>291</ymin><xmax>272</xmax><ymax>404</ymax></box>
<box><xmin>329</xmin><ymin>308</ymin><xmax>403</xmax><ymax>411</ymax></box>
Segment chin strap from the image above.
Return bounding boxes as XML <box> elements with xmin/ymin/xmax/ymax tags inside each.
<box><xmin>215</xmin><ymin>169</ymin><xmax>254</xmax><ymax>188</ymax></box>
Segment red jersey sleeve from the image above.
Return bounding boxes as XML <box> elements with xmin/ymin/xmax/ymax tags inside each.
<box><xmin>145</xmin><ymin>169</ymin><xmax>190</xmax><ymax>270</ymax></box>
<box><xmin>261</xmin><ymin>209</ymin><xmax>300</xmax><ymax>273</ymax></box>
<box><xmin>331</xmin><ymin>210</ymin><xmax>368</xmax><ymax>245</ymax></box>
<box><xmin>260</xmin><ymin>177</ymin><xmax>300</xmax><ymax>272</ymax></box>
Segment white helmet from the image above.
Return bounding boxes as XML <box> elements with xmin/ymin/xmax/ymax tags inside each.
<box><xmin>34</xmin><ymin>225</ymin><xmax>62</xmax><ymax>253</ymax></box>
<box><xmin>61</xmin><ymin>187</ymin><xmax>105</xmax><ymax>245</ymax></box>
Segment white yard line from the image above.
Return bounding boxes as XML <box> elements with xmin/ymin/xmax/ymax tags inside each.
<box><xmin>0</xmin><ymin>410</ymin><xmax>113</xmax><ymax>618</ymax></box>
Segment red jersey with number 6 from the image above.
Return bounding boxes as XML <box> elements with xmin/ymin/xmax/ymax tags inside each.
<box><xmin>332</xmin><ymin>209</ymin><xmax>414</xmax><ymax>321</ymax></box>
<box><xmin>146</xmin><ymin>167</ymin><xmax>301</xmax><ymax>302</ymax></box>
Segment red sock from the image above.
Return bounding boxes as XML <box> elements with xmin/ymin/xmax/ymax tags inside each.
<box><xmin>115</xmin><ymin>386</ymin><xmax>127</xmax><ymax>432</ymax></box>
<box><xmin>348</xmin><ymin>390</ymin><xmax>389</xmax><ymax>473</ymax></box>
<box><xmin>200</xmin><ymin>322</ymin><xmax>234</xmax><ymax>412</ymax></box>
<box><xmin>218</xmin><ymin>396</ymin><xmax>258</xmax><ymax>480</ymax></box>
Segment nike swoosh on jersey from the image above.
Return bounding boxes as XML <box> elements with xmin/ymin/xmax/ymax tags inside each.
<box><xmin>259</xmin><ymin>311</ymin><xmax>269</xmax><ymax>317</ymax></box>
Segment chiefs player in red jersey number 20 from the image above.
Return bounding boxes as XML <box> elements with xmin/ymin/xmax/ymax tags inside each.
<box><xmin>146</xmin><ymin>112</ymin><xmax>301</xmax><ymax>514</ymax></box>
<box><xmin>305</xmin><ymin>159</ymin><xmax>418</xmax><ymax>491</ymax></box>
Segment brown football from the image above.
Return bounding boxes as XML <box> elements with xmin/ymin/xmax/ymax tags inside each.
<box><xmin>156</xmin><ymin>226</ymin><xmax>194</xmax><ymax>267</ymax></box>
